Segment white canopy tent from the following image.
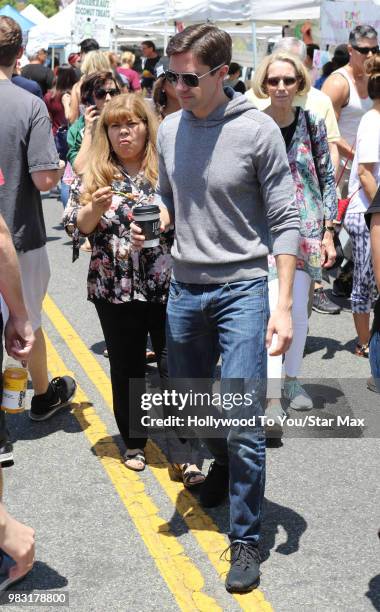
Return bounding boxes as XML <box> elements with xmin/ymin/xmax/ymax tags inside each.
<box><xmin>21</xmin><ymin>4</ymin><xmax>49</xmax><ymax>26</ymax></box>
<box><xmin>113</xmin><ymin>0</ymin><xmax>319</xmax><ymax>66</ymax></box>
<box><xmin>27</xmin><ymin>0</ymin><xmax>321</xmax><ymax>63</ymax></box>
<box><xmin>27</xmin><ymin>1</ymin><xmax>76</xmax><ymax>49</ymax></box>
<box><xmin>113</xmin><ymin>0</ymin><xmax>320</xmax><ymax>26</ymax></box>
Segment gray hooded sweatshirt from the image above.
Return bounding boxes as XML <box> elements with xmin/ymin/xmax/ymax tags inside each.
<box><xmin>155</xmin><ymin>91</ymin><xmax>300</xmax><ymax>284</ymax></box>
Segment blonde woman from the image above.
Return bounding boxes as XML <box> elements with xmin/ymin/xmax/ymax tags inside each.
<box><xmin>253</xmin><ymin>52</ymin><xmax>337</xmax><ymax>412</ymax></box>
<box><xmin>68</xmin><ymin>50</ymin><xmax>112</xmax><ymax>124</ymax></box>
<box><xmin>117</xmin><ymin>51</ymin><xmax>141</xmax><ymax>92</ymax></box>
<box><xmin>63</xmin><ymin>94</ymin><xmax>204</xmax><ymax>484</ymax></box>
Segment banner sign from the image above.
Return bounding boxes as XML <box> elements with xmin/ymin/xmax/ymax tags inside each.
<box><xmin>321</xmin><ymin>0</ymin><xmax>380</xmax><ymax>47</ymax></box>
<box><xmin>74</xmin><ymin>0</ymin><xmax>112</xmax><ymax>48</ymax></box>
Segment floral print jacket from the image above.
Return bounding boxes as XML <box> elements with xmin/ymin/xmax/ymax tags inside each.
<box><xmin>63</xmin><ymin>172</ymin><xmax>173</xmax><ymax>304</ymax></box>
<box><xmin>269</xmin><ymin>107</ymin><xmax>338</xmax><ymax>282</ymax></box>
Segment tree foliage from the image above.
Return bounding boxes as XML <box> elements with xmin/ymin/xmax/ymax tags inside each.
<box><xmin>0</xmin><ymin>1</ymin><xmax>60</xmax><ymax>18</ymax></box>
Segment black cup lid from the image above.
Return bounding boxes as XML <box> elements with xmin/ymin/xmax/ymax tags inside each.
<box><xmin>132</xmin><ymin>204</ymin><xmax>160</xmax><ymax>216</ymax></box>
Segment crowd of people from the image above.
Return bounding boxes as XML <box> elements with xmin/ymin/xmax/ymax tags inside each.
<box><xmin>0</xmin><ymin>13</ymin><xmax>378</xmax><ymax>596</ymax></box>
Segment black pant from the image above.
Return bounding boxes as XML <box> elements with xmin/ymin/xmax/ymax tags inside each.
<box><xmin>94</xmin><ymin>299</ymin><xmax>168</xmax><ymax>449</ymax></box>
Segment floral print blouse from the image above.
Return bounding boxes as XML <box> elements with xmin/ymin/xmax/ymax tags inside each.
<box><xmin>268</xmin><ymin>107</ymin><xmax>338</xmax><ymax>282</ymax></box>
<box><xmin>63</xmin><ymin>172</ymin><xmax>173</xmax><ymax>304</ymax></box>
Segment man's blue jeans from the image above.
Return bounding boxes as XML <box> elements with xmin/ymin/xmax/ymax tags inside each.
<box><xmin>166</xmin><ymin>277</ymin><xmax>268</xmax><ymax>544</ymax></box>
<box><xmin>369</xmin><ymin>330</ymin><xmax>380</xmax><ymax>390</ymax></box>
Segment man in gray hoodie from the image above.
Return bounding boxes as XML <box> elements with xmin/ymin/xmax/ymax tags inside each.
<box><xmin>131</xmin><ymin>24</ymin><xmax>300</xmax><ymax>593</ymax></box>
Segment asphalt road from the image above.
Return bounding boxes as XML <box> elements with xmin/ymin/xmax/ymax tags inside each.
<box><xmin>2</xmin><ymin>195</ymin><xmax>379</xmax><ymax>612</ymax></box>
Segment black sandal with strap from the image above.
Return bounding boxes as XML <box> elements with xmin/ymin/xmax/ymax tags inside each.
<box><xmin>124</xmin><ymin>450</ymin><xmax>146</xmax><ymax>472</ymax></box>
<box><xmin>171</xmin><ymin>463</ymin><xmax>205</xmax><ymax>488</ymax></box>
<box><xmin>355</xmin><ymin>343</ymin><xmax>369</xmax><ymax>358</ymax></box>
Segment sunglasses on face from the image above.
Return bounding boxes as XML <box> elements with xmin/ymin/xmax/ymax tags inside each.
<box><xmin>164</xmin><ymin>62</ymin><xmax>225</xmax><ymax>88</ymax></box>
<box><xmin>352</xmin><ymin>44</ymin><xmax>380</xmax><ymax>55</ymax></box>
<box><xmin>94</xmin><ymin>87</ymin><xmax>119</xmax><ymax>99</ymax></box>
<box><xmin>266</xmin><ymin>76</ymin><xmax>298</xmax><ymax>87</ymax></box>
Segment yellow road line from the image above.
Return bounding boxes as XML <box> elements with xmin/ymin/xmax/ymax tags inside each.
<box><xmin>44</xmin><ymin>331</ymin><xmax>221</xmax><ymax>612</ymax></box>
<box><xmin>43</xmin><ymin>294</ymin><xmax>273</xmax><ymax>612</ymax></box>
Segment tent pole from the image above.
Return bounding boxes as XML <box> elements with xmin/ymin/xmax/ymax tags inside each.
<box><xmin>164</xmin><ymin>21</ymin><xmax>168</xmax><ymax>55</ymax></box>
<box><xmin>51</xmin><ymin>46</ymin><xmax>55</xmax><ymax>70</ymax></box>
<box><xmin>251</xmin><ymin>21</ymin><xmax>257</xmax><ymax>69</ymax></box>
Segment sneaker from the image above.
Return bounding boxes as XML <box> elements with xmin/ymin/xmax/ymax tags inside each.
<box><xmin>199</xmin><ymin>461</ymin><xmax>229</xmax><ymax>508</ymax></box>
<box><xmin>29</xmin><ymin>376</ymin><xmax>77</xmax><ymax>421</ymax></box>
<box><xmin>0</xmin><ymin>413</ymin><xmax>13</xmax><ymax>467</ymax></box>
<box><xmin>367</xmin><ymin>376</ymin><xmax>380</xmax><ymax>394</ymax></box>
<box><xmin>224</xmin><ymin>541</ymin><xmax>260</xmax><ymax>593</ymax></box>
<box><xmin>0</xmin><ymin>440</ymin><xmax>13</xmax><ymax>468</ymax></box>
<box><xmin>265</xmin><ymin>401</ymin><xmax>286</xmax><ymax>438</ymax></box>
<box><xmin>312</xmin><ymin>288</ymin><xmax>341</xmax><ymax>314</ymax></box>
<box><xmin>283</xmin><ymin>379</ymin><xmax>313</xmax><ymax>410</ymax></box>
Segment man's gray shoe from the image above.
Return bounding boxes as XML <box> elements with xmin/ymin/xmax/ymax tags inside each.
<box><xmin>225</xmin><ymin>542</ymin><xmax>260</xmax><ymax>593</ymax></box>
<box><xmin>265</xmin><ymin>402</ymin><xmax>286</xmax><ymax>438</ymax></box>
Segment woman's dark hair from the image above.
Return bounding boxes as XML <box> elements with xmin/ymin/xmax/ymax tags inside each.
<box><xmin>365</xmin><ymin>54</ymin><xmax>380</xmax><ymax>100</ymax></box>
<box><xmin>152</xmin><ymin>76</ymin><xmax>167</xmax><ymax>116</ymax></box>
<box><xmin>166</xmin><ymin>24</ymin><xmax>232</xmax><ymax>69</ymax></box>
<box><xmin>54</xmin><ymin>64</ymin><xmax>79</xmax><ymax>94</ymax></box>
<box><xmin>332</xmin><ymin>44</ymin><xmax>349</xmax><ymax>69</ymax></box>
<box><xmin>321</xmin><ymin>44</ymin><xmax>349</xmax><ymax>80</ymax></box>
<box><xmin>306</xmin><ymin>43</ymin><xmax>319</xmax><ymax>61</ymax></box>
<box><xmin>80</xmin><ymin>70</ymin><xmax>118</xmax><ymax>104</ymax></box>
<box><xmin>321</xmin><ymin>60</ymin><xmax>334</xmax><ymax>78</ymax></box>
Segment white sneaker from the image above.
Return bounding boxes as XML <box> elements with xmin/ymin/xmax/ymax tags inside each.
<box><xmin>283</xmin><ymin>379</ymin><xmax>313</xmax><ymax>410</ymax></box>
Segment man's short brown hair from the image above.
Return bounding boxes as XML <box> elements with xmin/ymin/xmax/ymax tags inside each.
<box><xmin>0</xmin><ymin>16</ymin><xmax>22</xmax><ymax>67</ymax></box>
<box><xmin>166</xmin><ymin>24</ymin><xmax>232</xmax><ymax>69</ymax></box>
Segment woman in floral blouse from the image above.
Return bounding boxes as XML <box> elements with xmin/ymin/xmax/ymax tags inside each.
<box><xmin>253</xmin><ymin>51</ymin><xmax>338</xmax><ymax>413</ymax></box>
<box><xmin>63</xmin><ymin>94</ymin><xmax>204</xmax><ymax>483</ymax></box>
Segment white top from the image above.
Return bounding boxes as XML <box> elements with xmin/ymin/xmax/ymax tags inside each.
<box><xmin>348</xmin><ymin>109</ymin><xmax>380</xmax><ymax>213</ymax></box>
<box><xmin>334</xmin><ymin>67</ymin><xmax>373</xmax><ymax>146</ymax></box>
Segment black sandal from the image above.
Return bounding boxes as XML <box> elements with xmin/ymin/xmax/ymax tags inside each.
<box><xmin>355</xmin><ymin>343</ymin><xmax>369</xmax><ymax>358</ymax></box>
<box><xmin>171</xmin><ymin>463</ymin><xmax>205</xmax><ymax>488</ymax></box>
<box><xmin>124</xmin><ymin>449</ymin><xmax>146</xmax><ymax>472</ymax></box>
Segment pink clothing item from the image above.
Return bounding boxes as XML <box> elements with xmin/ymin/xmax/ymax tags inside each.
<box><xmin>117</xmin><ymin>67</ymin><xmax>141</xmax><ymax>91</ymax></box>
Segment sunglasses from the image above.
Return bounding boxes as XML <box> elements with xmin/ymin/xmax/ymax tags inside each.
<box><xmin>266</xmin><ymin>76</ymin><xmax>298</xmax><ymax>87</ymax></box>
<box><xmin>165</xmin><ymin>62</ymin><xmax>225</xmax><ymax>88</ymax></box>
<box><xmin>94</xmin><ymin>88</ymin><xmax>119</xmax><ymax>99</ymax></box>
<box><xmin>352</xmin><ymin>44</ymin><xmax>380</xmax><ymax>55</ymax></box>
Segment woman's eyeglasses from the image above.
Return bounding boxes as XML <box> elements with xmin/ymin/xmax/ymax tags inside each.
<box><xmin>94</xmin><ymin>88</ymin><xmax>120</xmax><ymax>99</ymax></box>
<box><xmin>266</xmin><ymin>76</ymin><xmax>298</xmax><ymax>87</ymax></box>
<box><xmin>164</xmin><ymin>62</ymin><xmax>225</xmax><ymax>88</ymax></box>
<box><xmin>352</xmin><ymin>44</ymin><xmax>380</xmax><ymax>55</ymax></box>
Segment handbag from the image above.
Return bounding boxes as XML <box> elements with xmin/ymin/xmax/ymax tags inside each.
<box><xmin>334</xmin><ymin>186</ymin><xmax>361</xmax><ymax>224</ymax></box>
<box><xmin>54</xmin><ymin>125</ymin><xmax>69</xmax><ymax>162</ymax></box>
<box><xmin>304</xmin><ymin>110</ymin><xmax>343</xmax><ymax>270</ymax></box>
